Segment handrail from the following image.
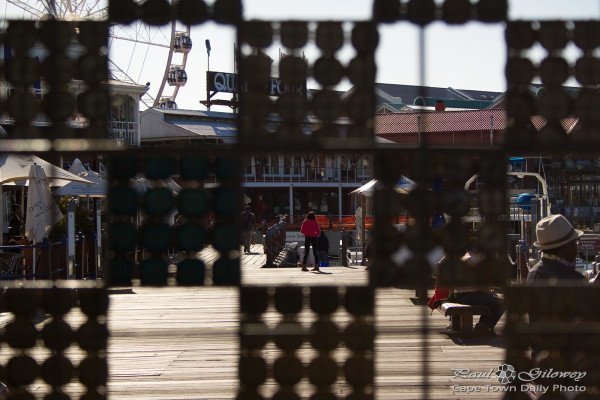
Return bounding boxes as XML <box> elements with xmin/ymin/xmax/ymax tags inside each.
<box><xmin>465</xmin><ymin>172</ymin><xmax>551</xmax><ymax>216</ymax></box>
<box><xmin>262</xmin><ymin>221</ymin><xmax>287</xmax><ymax>268</ymax></box>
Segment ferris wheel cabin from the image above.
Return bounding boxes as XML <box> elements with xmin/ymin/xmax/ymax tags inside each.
<box><xmin>167</xmin><ymin>67</ymin><xmax>187</xmax><ymax>87</ymax></box>
<box><xmin>158</xmin><ymin>98</ymin><xmax>178</xmax><ymax>109</ymax></box>
<box><xmin>174</xmin><ymin>33</ymin><xmax>192</xmax><ymax>54</ymax></box>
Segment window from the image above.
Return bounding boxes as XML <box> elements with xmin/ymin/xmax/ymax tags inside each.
<box><xmin>110</xmin><ymin>95</ymin><xmax>136</xmax><ymax>122</ymax></box>
<box><xmin>243</xmin><ymin>157</ymin><xmax>253</xmax><ymax>175</ymax></box>
<box><xmin>357</xmin><ymin>155</ymin><xmax>372</xmax><ymax>177</ymax></box>
<box><xmin>283</xmin><ymin>156</ymin><xmax>302</xmax><ymax>175</ymax></box>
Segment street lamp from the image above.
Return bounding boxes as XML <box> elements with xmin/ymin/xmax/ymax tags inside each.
<box><xmin>205</xmin><ymin>39</ymin><xmax>211</xmax><ymax>72</ymax></box>
<box><xmin>205</xmin><ymin>39</ymin><xmax>211</xmax><ymax>110</ymax></box>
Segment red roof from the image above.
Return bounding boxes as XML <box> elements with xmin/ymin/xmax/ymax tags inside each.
<box><xmin>375</xmin><ymin>109</ymin><xmax>507</xmax><ymax>134</ymax></box>
<box><xmin>375</xmin><ymin>110</ymin><xmax>580</xmax><ymax>138</ymax></box>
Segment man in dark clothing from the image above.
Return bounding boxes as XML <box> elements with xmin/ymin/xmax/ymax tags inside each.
<box><xmin>527</xmin><ymin>214</ymin><xmax>587</xmax><ymax>283</ymax></box>
<box><xmin>240</xmin><ymin>206</ymin><xmax>256</xmax><ymax>254</ymax></box>
<box><xmin>7</xmin><ymin>205</ymin><xmax>23</xmax><ymax>244</ymax></box>
<box><xmin>315</xmin><ymin>231</ymin><xmax>329</xmax><ymax>268</ymax></box>
<box><xmin>526</xmin><ymin>214</ymin><xmax>596</xmax><ymax>361</ymax></box>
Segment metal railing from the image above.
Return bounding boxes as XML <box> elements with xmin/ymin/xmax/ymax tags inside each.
<box><xmin>262</xmin><ymin>220</ymin><xmax>287</xmax><ymax>268</ymax></box>
<box><xmin>243</xmin><ymin>166</ymin><xmax>373</xmax><ymax>184</ymax></box>
<box><xmin>108</xmin><ymin>121</ymin><xmax>138</xmax><ymax>146</ymax></box>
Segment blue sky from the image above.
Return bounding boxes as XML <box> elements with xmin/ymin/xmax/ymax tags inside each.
<box><xmin>2</xmin><ymin>0</ymin><xmax>599</xmax><ymax>110</ymax></box>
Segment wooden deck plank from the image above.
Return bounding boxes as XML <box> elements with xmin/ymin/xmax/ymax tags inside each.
<box><xmin>13</xmin><ymin>243</ymin><xmax>504</xmax><ymax>399</ymax></box>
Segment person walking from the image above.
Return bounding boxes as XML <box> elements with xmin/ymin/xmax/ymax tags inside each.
<box><xmin>300</xmin><ymin>211</ymin><xmax>320</xmax><ymax>271</ymax></box>
<box><xmin>240</xmin><ymin>206</ymin><xmax>256</xmax><ymax>254</ymax></box>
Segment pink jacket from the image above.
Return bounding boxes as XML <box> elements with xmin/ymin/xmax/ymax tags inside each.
<box><xmin>301</xmin><ymin>219</ymin><xmax>321</xmax><ymax>237</ymax></box>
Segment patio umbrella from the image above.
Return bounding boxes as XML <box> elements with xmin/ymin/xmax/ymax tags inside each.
<box><xmin>350</xmin><ymin>179</ymin><xmax>377</xmax><ymax>196</ymax></box>
<box><xmin>0</xmin><ymin>154</ymin><xmax>93</xmax><ymax>187</ymax></box>
<box><xmin>25</xmin><ymin>164</ymin><xmax>63</xmax><ymax>243</ymax></box>
<box><xmin>130</xmin><ymin>177</ymin><xmax>182</xmax><ymax>195</ymax></box>
<box><xmin>66</xmin><ymin>158</ymin><xmax>89</xmax><ymax>175</ymax></box>
<box><xmin>0</xmin><ymin>154</ymin><xmax>93</xmax><ymax>244</ymax></box>
<box><xmin>24</xmin><ymin>164</ymin><xmax>63</xmax><ymax>276</ymax></box>
<box><xmin>53</xmin><ymin>170</ymin><xmax>108</xmax><ymax>197</ymax></box>
<box><xmin>516</xmin><ymin>193</ymin><xmax>537</xmax><ymax>211</ymax></box>
<box><xmin>350</xmin><ymin>175</ymin><xmax>417</xmax><ymax>196</ymax></box>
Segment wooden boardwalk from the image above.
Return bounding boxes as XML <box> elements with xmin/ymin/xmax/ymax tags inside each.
<box><xmin>103</xmin><ymin>244</ymin><xmax>507</xmax><ymax>400</ymax></box>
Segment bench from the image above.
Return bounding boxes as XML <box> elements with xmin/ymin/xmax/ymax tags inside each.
<box><xmin>437</xmin><ymin>302</ymin><xmax>490</xmax><ymax>338</ymax></box>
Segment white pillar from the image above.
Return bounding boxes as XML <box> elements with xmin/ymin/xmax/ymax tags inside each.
<box><xmin>137</xmin><ymin>95</ymin><xmax>142</xmax><ymax>147</ymax></box>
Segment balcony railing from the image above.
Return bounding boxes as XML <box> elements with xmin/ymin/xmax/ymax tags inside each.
<box><xmin>243</xmin><ymin>166</ymin><xmax>373</xmax><ymax>184</ymax></box>
<box><xmin>108</xmin><ymin>121</ymin><xmax>138</xmax><ymax>147</ymax></box>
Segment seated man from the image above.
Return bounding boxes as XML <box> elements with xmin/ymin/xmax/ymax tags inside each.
<box><xmin>527</xmin><ymin>214</ymin><xmax>587</xmax><ymax>282</ymax></box>
<box><xmin>526</xmin><ymin>214</ymin><xmax>598</xmax><ymax>360</ymax></box>
<box><xmin>449</xmin><ymin>241</ymin><xmax>505</xmax><ymax>337</ymax></box>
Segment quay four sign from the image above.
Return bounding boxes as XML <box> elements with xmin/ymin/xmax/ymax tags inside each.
<box><xmin>208</xmin><ymin>71</ymin><xmax>307</xmax><ymax>97</ymax></box>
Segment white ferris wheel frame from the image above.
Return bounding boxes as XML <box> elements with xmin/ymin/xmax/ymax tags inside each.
<box><xmin>5</xmin><ymin>0</ymin><xmax>190</xmax><ymax>109</ymax></box>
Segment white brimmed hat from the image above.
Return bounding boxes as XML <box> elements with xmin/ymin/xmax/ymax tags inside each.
<box><xmin>533</xmin><ymin>214</ymin><xmax>583</xmax><ymax>250</ymax></box>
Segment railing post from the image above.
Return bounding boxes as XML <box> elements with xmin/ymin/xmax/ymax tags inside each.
<box><xmin>341</xmin><ymin>228</ymin><xmax>348</xmax><ymax>267</ymax></box>
<box><xmin>278</xmin><ymin>221</ymin><xmax>286</xmax><ymax>254</ymax></box>
<box><xmin>66</xmin><ymin>198</ymin><xmax>77</xmax><ymax>279</ymax></box>
<box><xmin>261</xmin><ymin>220</ymin><xmax>267</xmax><ymax>253</ymax></box>
<box><xmin>516</xmin><ymin>239</ymin><xmax>529</xmax><ymax>283</ymax></box>
<box><xmin>264</xmin><ymin>227</ymin><xmax>274</xmax><ymax>268</ymax></box>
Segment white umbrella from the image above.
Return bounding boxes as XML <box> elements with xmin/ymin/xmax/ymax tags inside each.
<box><xmin>130</xmin><ymin>176</ymin><xmax>181</xmax><ymax>195</ymax></box>
<box><xmin>350</xmin><ymin>175</ymin><xmax>417</xmax><ymax>196</ymax></box>
<box><xmin>164</xmin><ymin>177</ymin><xmax>182</xmax><ymax>195</ymax></box>
<box><xmin>350</xmin><ymin>179</ymin><xmax>377</xmax><ymax>196</ymax></box>
<box><xmin>0</xmin><ymin>154</ymin><xmax>93</xmax><ymax>187</ymax></box>
<box><xmin>0</xmin><ymin>154</ymin><xmax>93</xmax><ymax>244</ymax></box>
<box><xmin>53</xmin><ymin>171</ymin><xmax>108</xmax><ymax>197</ymax></box>
<box><xmin>25</xmin><ymin>164</ymin><xmax>63</xmax><ymax>243</ymax></box>
<box><xmin>130</xmin><ymin>177</ymin><xmax>151</xmax><ymax>194</ymax></box>
<box><xmin>24</xmin><ymin>164</ymin><xmax>63</xmax><ymax>277</ymax></box>
<box><xmin>66</xmin><ymin>158</ymin><xmax>89</xmax><ymax>175</ymax></box>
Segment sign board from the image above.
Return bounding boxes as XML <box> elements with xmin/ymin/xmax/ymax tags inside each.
<box><xmin>207</xmin><ymin>71</ymin><xmax>307</xmax><ymax>97</ymax></box>
<box><xmin>578</xmin><ymin>238</ymin><xmax>600</xmax><ymax>252</ymax></box>
<box><xmin>286</xmin><ymin>231</ymin><xmax>304</xmax><ymax>242</ymax></box>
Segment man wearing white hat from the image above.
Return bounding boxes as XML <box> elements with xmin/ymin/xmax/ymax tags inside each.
<box><xmin>526</xmin><ymin>215</ymin><xmax>600</xmax><ymax>369</ymax></box>
<box><xmin>527</xmin><ymin>214</ymin><xmax>587</xmax><ymax>283</ymax></box>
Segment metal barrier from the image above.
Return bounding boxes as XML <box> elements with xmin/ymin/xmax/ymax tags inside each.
<box><xmin>262</xmin><ymin>220</ymin><xmax>287</xmax><ymax>268</ymax></box>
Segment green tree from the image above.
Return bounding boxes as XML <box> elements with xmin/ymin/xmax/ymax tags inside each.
<box><xmin>49</xmin><ymin>197</ymin><xmax>95</xmax><ymax>242</ymax></box>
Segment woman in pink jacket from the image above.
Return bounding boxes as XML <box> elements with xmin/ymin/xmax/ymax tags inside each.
<box><xmin>300</xmin><ymin>211</ymin><xmax>321</xmax><ymax>271</ymax></box>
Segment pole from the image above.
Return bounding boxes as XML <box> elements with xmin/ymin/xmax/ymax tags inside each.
<box><xmin>490</xmin><ymin>114</ymin><xmax>494</xmax><ymax>147</ymax></box>
<box><xmin>516</xmin><ymin>240</ymin><xmax>529</xmax><ymax>283</ymax></box>
<box><xmin>341</xmin><ymin>228</ymin><xmax>348</xmax><ymax>267</ymax></box>
<box><xmin>32</xmin><ymin>239</ymin><xmax>36</xmax><ymax>279</ymax></box>
<box><xmin>66</xmin><ymin>199</ymin><xmax>76</xmax><ymax>279</ymax></box>
<box><xmin>205</xmin><ymin>39</ymin><xmax>211</xmax><ymax>111</ymax></box>
<box><xmin>0</xmin><ymin>184</ymin><xmax>3</xmax><ymax>246</ymax></box>
<box><xmin>361</xmin><ymin>194</ymin><xmax>366</xmax><ymax>248</ymax></box>
<box><xmin>96</xmin><ymin>201</ymin><xmax>101</xmax><ymax>278</ymax></box>
<box><xmin>289</xmin><ymin>185</ymin><xmax>293</xmax><ymax>223</ymax></box>
<box><xmin>338</xmin><ymin>186</ymin><xmax>342</xmax><ymax>222</ymax></box>
<box><xmin>81</xmin><ymin>232</ymin><xmax>85</xmax><ymax>278</ymax></box>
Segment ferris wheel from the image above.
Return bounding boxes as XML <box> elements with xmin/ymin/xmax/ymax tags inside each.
<box><xmin>4</xmin><ymin>0</ymin><xmax>191</xmax><ymax>109</ymax></box>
